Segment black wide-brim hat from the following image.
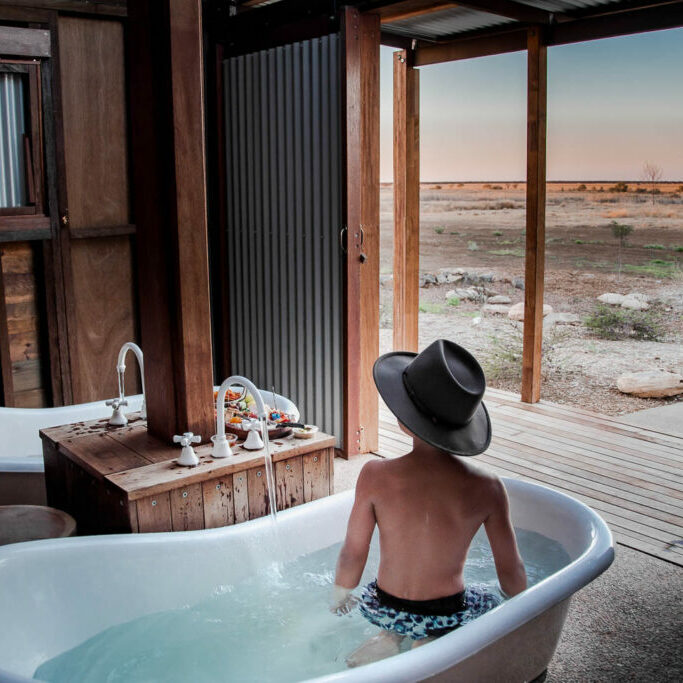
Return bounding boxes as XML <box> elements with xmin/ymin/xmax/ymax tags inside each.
<box><xmin>373</xmin><ymin>339</ymin><xmax>491</xmax><ymax>456</ymax></box>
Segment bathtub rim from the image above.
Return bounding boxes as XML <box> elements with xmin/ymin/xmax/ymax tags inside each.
<box><xmin>0</xmin><ymin>477</ymin><xmax>614</xmax><ymax>683</ymax></box>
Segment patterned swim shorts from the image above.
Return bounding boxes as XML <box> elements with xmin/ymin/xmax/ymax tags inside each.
<box><xmin>358</xmin><ymin>580</ymin><xmax>502</xmax><ymax>640</ymax></box>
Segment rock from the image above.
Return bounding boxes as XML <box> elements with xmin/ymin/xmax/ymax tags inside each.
<box><xmin>513</xmin><ymin>278</ymin><xmax>525</xmax><ymax>290</ymax></box>
<box><xmin>446</xmin><ymin>274</ymin><xmax>463</xmax><ymax>284</ymax></box>
<box><xmin>598</xmin><ymin>293</ymin><xmax>625</xmax><ymax>306</ymax></box>
<box><xmin>420</xmin><ymin>273</ymin><xmax>437</xmax><ymax>288</ymax></box>
<box><xmin>508</xmin><ymin>302</ymin><xmax>553</xmax><ymax>321</ymax></box>
<box><xmin>579</xmin><ymin>273</ymin><xmax>596</xmax><ymax>281</ymax></box>
<box><xmin>620</xmin><ymin>296</ymin><xmax>649</xmax><ymax>311</ymax></box>
<box><xmin>616</xmin><ymin>371</ymin><xmax>683</xmax><ymax>398</ymax></box>
<box><xmin>483</xmin><ymin>304</ymin><xmax>510</xmax><ymax>314</ymax></box>
<box><xmin>379</xmin><ymin>274</ymin><xmax>393</xmax><ymax>288</ymax></box>
<box><xmin>436</xmin><ymin>272</ymin><xmax>449</xmax><ymax>284</ymax></box>
<box><xmin>449</xmin><ymin>287</ymin><xmax>479</xmax><ymax>301</ymax></box>
<box><xmin>628</xmin><ymin>292</ymin><xmax>650</xmax><ymax>303</ymax></box>
<box><xmin>545</xmin><ymin>312</ymin><xmax>581</xmax><ymax>325</ymax></box>
<box><xmin>488</xmin><ymin>295</ymin><xmax>511</xmax><ymax>305</ymax></box>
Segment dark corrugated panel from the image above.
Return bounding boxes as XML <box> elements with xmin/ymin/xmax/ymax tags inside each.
<box><xmin>223</xmin><ymin>34</ymin><xmax>343</xmax><ymax>445</ymax></box>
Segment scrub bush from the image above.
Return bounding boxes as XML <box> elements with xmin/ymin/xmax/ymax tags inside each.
<box><xmin>584</xmin><ymin>304</ymin><xmax>663</xmax><ymax>341</ymax></box>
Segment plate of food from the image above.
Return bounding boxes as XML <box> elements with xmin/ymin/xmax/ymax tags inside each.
<box><xmin>215</xmin><ymin>387</ymin><xmax>300</xmax><ymax>440</ymax></box>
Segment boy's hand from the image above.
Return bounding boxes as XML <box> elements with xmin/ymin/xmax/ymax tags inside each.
<box><xmin>330</xmin><ymin>585</ymin><xmax>358</xmax><ymax>615</ymax></box>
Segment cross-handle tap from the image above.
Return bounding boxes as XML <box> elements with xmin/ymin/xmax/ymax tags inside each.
<box><xmin>106</xmin><ymin>397</ymin><xmax>129</xmax><ymax>426</ymax></box>
<box><xmin>173</xmin><ymin>432</ymin><xmax>201</xmax><ymax>467</ymax></box>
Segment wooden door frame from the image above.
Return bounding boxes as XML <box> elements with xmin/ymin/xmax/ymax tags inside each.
<box><xmin>341</xmin><ymin>7</ymin><xmax>380</xmax><ymax>458</ymax></box>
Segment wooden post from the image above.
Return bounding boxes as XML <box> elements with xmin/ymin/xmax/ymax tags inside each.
<box><xmin>392</xmin><ymin>49</ymin><xmax>420</xmax><ymax>352</ymax></box>
<box><xmin>521</xmin><ymin>27</ymin><xmax>547</xmax><ymax>403</ymax></box>
<box><xmin>342</xmin><ymin>7</ymin><xmax>380</xmax><ymax>457</ymax></box>
<box><xmin>127</xmin><ymin>0</ymin><xmax>214</xmax><ymax>443</ymax></box>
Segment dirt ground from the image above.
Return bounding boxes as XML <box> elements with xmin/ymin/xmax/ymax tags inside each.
<box><xmin>379</xmin><ymin>182</ymin><xmax>683</xmax><ymax>415</ymax></box>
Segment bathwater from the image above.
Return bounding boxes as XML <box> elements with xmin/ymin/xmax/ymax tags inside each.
<box><xmin>35</xmin><ymin>529</ymin><xmax>569</xmax><ymax>683</ymax></box>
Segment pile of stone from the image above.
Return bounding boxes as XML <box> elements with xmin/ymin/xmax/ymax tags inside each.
<box><xmin>597</xmin><ymin>292</ymin><xmax>651</xmax><ymax>311</ymax></box>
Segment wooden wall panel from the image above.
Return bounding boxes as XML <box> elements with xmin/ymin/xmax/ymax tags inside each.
<box><xmin>69</xmin><ymin>236</ymin><xmax>136</xmax><ymax>400</ymax></box>
<box><xmin>58</xmin><ymin>17</ymin><xmax>128</xmax><ymax>230</ymax></box>
<box><xmin>57</xmin><ymin>16</ymin><xmax>137</xmax><ymax>403</ymax></box>
<box><xmin>0</xmin><ymin>243</ymin><xmax>45</xmax><ymax>407</ymax></box>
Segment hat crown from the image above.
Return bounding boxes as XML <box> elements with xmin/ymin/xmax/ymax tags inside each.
<box><xmin>402</xmin><ymin>340</ymin><xmax>485</xmax><ymax>426</ymax></box>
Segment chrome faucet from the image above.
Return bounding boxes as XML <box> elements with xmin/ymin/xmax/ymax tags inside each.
<box><xmin>106</xmin><ymin>342</ymin><xmax>146</xmax><ymax>426</ymax></box>
<box><xmin>212</xmin><ymin>376</ymin><xmax>277</xmax><ymax>518</ymax></box>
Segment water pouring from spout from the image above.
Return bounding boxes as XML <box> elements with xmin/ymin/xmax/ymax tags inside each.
<box><xmin>213</xmin><ymin>376</ymin><xmax>278</xmax><ymax>520</ymax></box>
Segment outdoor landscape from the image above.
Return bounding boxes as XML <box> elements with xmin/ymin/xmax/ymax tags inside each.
<box><xmin>379</xmin><ymin>181</ymin><xmax>683</xmax><ymax>414</ymax></box>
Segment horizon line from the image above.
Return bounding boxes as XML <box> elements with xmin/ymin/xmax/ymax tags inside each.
<box><xmin>379</xmin><ymin>180</ymin><xmax>683</xmax><ymax>185</ymax></box>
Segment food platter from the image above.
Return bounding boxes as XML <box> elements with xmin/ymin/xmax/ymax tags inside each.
<box><xmin>216</xmin><ymin>387</ymin><xmax>300</xmax><ymax>442</ymax></box>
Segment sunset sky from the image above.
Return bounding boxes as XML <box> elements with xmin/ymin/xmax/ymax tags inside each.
<box><xmin>379</xmin><ymin>27</ymin><xmax>683</xmax><ymax>182</ymax></box>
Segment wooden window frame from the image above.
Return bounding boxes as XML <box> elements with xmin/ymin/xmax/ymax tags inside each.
<box><xmin>0</xmin><ymin>58</ymin><xmax>49</xmax><ymax>242</ymax></box>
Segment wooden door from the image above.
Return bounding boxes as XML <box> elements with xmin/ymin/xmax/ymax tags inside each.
<box><xmin>56</xmin><ymin>16</ymin><xmax>138</xmax><ymax>403</ymax></box>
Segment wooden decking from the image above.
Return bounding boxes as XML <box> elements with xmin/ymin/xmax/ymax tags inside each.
<box><xmin>374</xmin><ymin>388</ymin><xmax>683</xmax><ymax>567</ymax></box>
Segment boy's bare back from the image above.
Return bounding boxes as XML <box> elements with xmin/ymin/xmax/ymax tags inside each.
<box><xmin>335</xmin><ymin>439</ymin><xmax>526</xmax><ymax>601</ymax></box>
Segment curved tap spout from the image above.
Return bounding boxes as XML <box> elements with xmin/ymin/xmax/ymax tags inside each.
<box><xmin>213</xmin><ymin>376</ymin><xmax>277</xmax><ymax>519</ymax></box>
<box><xmin>116</xmin><ymin>342</ymin><xmax>146</xmax><ymax>420</ymax></box>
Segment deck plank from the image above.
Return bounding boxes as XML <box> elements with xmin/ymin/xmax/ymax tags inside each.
<box><xmin>375</xmin><ymin>394</ymin><xmax>683</xmax><ymax>567</ymax></box>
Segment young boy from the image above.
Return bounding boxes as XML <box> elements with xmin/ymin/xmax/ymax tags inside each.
<box><xmin>331</xmin><ymin>339</ymin><xmax>527</xmax><ymax>666</ymax></box>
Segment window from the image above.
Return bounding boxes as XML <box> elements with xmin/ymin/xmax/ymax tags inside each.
<box><xmin>0</xmin><ymin>61</ymin><xmax>46</xmax><ymax>229</ymax></box>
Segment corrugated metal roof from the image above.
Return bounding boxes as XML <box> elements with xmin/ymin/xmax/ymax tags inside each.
<box><xmin>381</xmin><ymin>0</ymin><xmax>637</xmax><ymax>41</ymax></box>
<box><xmin>383</xmin><ymin>7</ymin><xmax>514</xmax><ymax>41</ymax></box>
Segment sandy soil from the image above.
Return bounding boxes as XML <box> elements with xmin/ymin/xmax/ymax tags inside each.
<box><xmin>379</xmin><ymin>182</ymin><xmax>683</xmax><ymax>415</ymax></box>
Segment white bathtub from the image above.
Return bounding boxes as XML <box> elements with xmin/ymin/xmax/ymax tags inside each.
<box><xmin>0</xmin><ymin>397</ymin><xmax>144</xmax><ymax>506</ymax></box>
<box><xmin>0</xmin><ymin>478</ymin><xmax>612</xmax><ymax>682</ymax></box>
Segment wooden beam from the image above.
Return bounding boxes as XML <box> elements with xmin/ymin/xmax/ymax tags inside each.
<box><xmin>380</xmin><ymin>30</ymin><xmax>414</xmax><ymax>49</ymax></box>
<box><xmin>414</xmin><ymin>27</ymin><xmax>527</xmax><ymax>65</ymax></box>
<box><xmin>0</xmin><ymin>26</ymin><xmax>51</xmax><ymax>57</ymax></box>
<box><xmin>521</xmin><ymin>27</ymin><xmax>546</xmax><ymax>404</ymax></box>
<box><xmin>0</xmin><ymin>1</ymin><xmax>126</xmax><ymax>17</ymax></box>
<box><xmin>550</xmin><ymin>1</ymin><xmax>683</xmax><ymax>46</ymax></box>
<box><xmin>128</xmin><ymin>0</ymin><xmax>214</xmax><ymax>444</ymax></box>
<box><xmin>392</xmin><ymin>49</ymin><xmax>420</xmax><ymax>353</ymax></box>
<box><xmin>342</xmin><ymin>7</ymin><xmax>381</xmax><ymax>457</ymax></box>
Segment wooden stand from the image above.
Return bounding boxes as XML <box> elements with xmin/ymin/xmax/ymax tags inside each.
<box><xmin>41</xmin><ymin>417</ymin><xmax>335</xmax><ymax>534</ymax></box>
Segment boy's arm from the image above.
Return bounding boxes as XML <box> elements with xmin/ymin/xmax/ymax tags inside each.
<box><xmin>483</xmin><ymin>477</ymin><xmax>527</xmax><ymax>597</ymax></box>
<box><xmin>332</xmin><ymin>462</ymin><xmax>378</xmax><ymax>611</ymax></box>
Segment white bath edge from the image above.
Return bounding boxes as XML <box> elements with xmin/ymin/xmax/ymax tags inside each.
<box><xmin>0</xmin><ymin>478</ymin><xmax>614</xmax><ymax>683</ymax></box>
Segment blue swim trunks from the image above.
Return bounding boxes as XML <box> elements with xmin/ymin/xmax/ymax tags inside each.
<box><xmin>359</xmin><ymin>580</ymin><xmax>502</xmax><ymax>640</ymax></box>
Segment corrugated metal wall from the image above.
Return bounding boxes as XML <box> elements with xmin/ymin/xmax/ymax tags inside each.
<box><xmin>223</xmin><ymin>33</ymin><xmax>343</xmax><ymax>444</ymax></box>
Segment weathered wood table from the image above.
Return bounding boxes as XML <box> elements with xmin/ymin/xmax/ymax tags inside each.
<box><xmin>41</xmin><ymin>415</ymin><xmax>335</xmax><ymax>534</ymax></box>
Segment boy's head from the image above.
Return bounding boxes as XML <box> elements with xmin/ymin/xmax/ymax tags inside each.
<box><xmin>374</xmin><ymin>340</ymin><xmax>491</xmax><ymax>457</ymax></box>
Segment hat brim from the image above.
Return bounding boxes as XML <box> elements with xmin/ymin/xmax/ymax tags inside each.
<box><xmin>373</xmin><ymin>351</ymin><xmax>491</xmax><ymax>457</ymax></box>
